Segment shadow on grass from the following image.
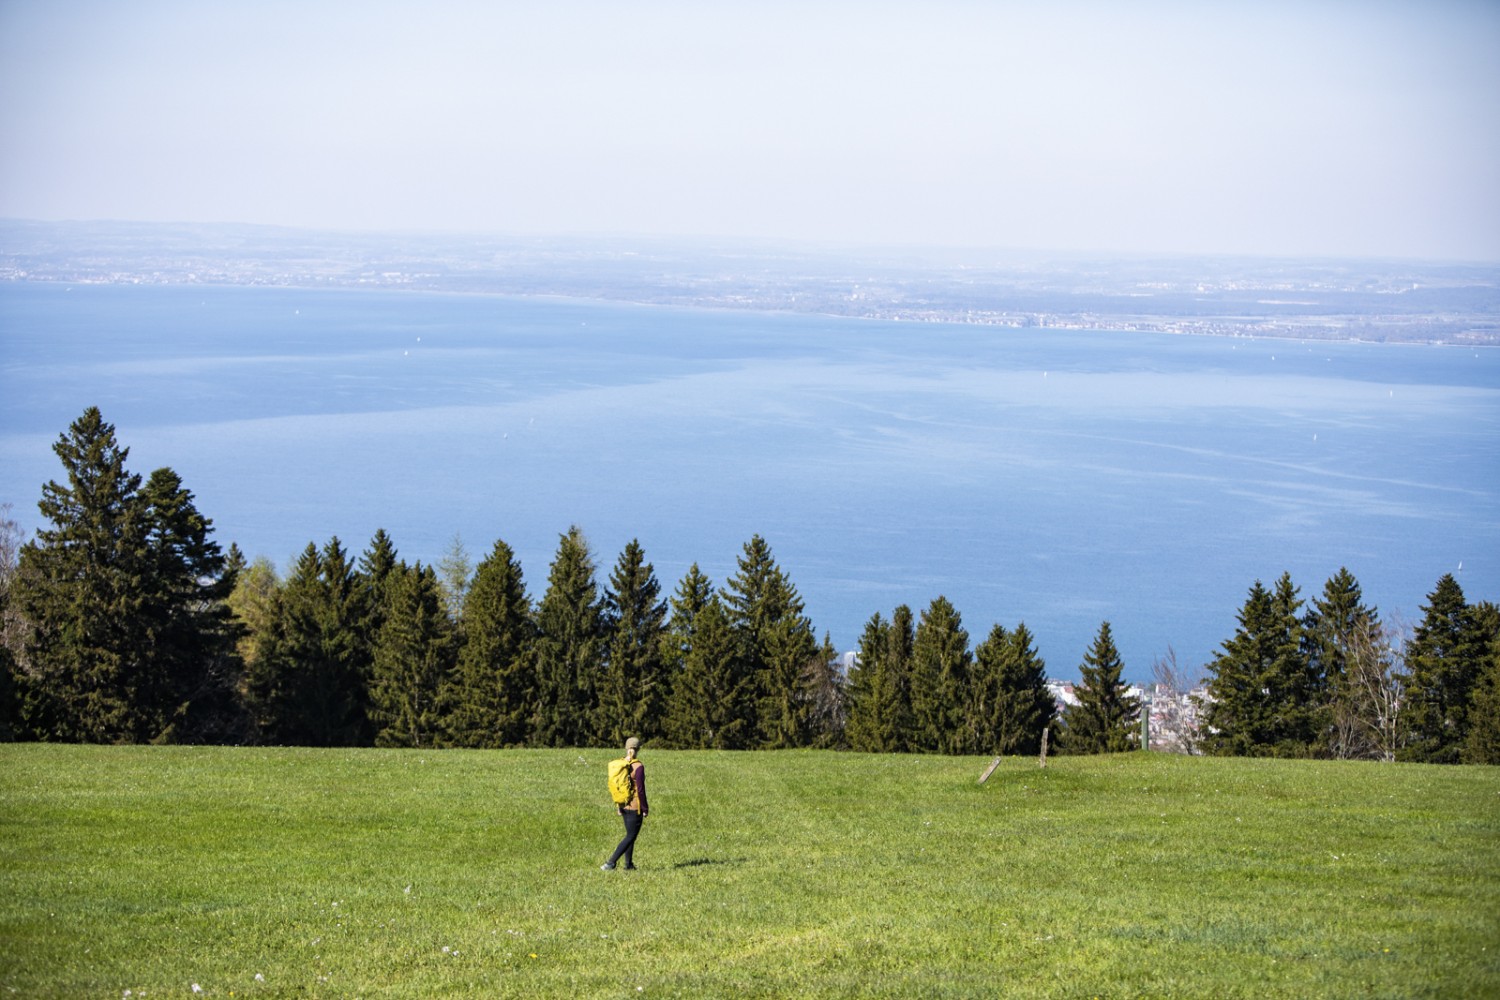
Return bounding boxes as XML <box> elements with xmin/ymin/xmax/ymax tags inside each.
<box><xmin>670</xmin><ymin>857</ymin><xmax>747</xmax><ymax>869</ymax></box>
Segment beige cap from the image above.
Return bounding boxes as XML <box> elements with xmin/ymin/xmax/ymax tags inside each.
<box><xmin>625</xmin><ymin>737</ymin><xmax>641</xmax><ymax>752</ymax></box>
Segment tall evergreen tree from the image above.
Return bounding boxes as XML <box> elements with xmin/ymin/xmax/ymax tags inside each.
<box><xmin>1059</xmin><ymin>620</ymin><xmax>1139</xmax><ymax>754</ymax></box>
<box><xmin>1462</xmin><ymin>602</ymin><xmax>1500</xmax><ymax>765</ymax></box>
<box><xmin>1</xmin><ymin>504</ymin><xmax>26</xmax><ymax>740</ymax></box>
<box><xmin>1203</xmin><ymin>574</ymin><xmax>1318</xmax><ymax>757</ymax></box>
<box><xmin>973</xmin><ymin>621</ymin><xmax>1054</xmax><ymax>756</ymax></box>
<box><xmin>909</xmin><ymin>596</ymin><xmax>971</xmax><ymax>754</ymax></box>
<box><xmin>444</xmin><ymin>538</ymin><xmax>536</xmax><ymax>748</ymax></box>
<box><xmin>532</xmin><ymin>526</ymin><xmax>603</xmax><ymax>747</ymax></box>
<box><xmin>597</xmin><ymin>540</ymin><xmax>668</xmax><ymax>746</ymax></box>
<box><xmin>12</xmin><ymin>408</ymin><xmax>150</xmax><ymax>741</ymax></box>
<box><xmin>1400</xmin><ymin>574</ymin><xmax>1482</xmax><ymax>763</ymax></box>
<box><xmin>136</xmin><ymin>468</ymin><xmax>245</xmax><ymax>743</ymax></box>
<box><xmin>357</xmin><ymin>529</ymin><xmax>401</xmax><ymax>649</ymax></box>
<box><xmin>246</xmin><ymin>538</ymin><xmax>372</xmax><ymax>746</ymax></box>
<box><xmin>369</xmin><ymin>563</ymin><xmax>455</xmax><ymax>748</ymax></box>
<box><xmin>723</xmin><ymin>535</ymin><xmax>818</xmax><ymax>748</ymax></box>
<box><xmin>662</xmin><ymin>593</ymin><xmax>753</xmax><ymax>748</ymax></box>
<box><xmin>844</xmin><ymin>612</ymin><xmax>889</xmax><ymax>753</ymax></box>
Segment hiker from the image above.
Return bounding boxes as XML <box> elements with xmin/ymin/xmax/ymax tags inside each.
<box><xmin>602</xmin><ymin>736</ymin><xmax>648</xmax><ymax>870</ymax></box>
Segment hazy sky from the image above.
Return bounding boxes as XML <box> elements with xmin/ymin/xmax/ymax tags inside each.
<box><xmin>2</xmin><ymin>0</ymin><xmax>1497</xmax><ymax>260</ymax></box>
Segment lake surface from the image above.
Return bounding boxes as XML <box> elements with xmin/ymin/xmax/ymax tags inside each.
<box><xmin>2</xmin><ymin>282</ymin><xmax>1497</xmax><ymax>682</ymax></box>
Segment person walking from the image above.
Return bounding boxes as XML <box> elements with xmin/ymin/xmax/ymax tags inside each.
<box><xmin>602</xmin><ymin>737</ymin><xmax>648</xmax><ymax>871</ymax></box>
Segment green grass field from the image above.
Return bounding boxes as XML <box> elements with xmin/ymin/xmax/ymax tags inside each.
<box><xmin>2</xmin><ymin>745</ymin><xmax>1497</xmax><ymax>999</ymax></box>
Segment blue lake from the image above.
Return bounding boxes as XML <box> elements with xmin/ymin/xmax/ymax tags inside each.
<box><xmin>2</xmin><ymin>282</ymin><xmax>1497</xmax><ymax>682</ymax></box>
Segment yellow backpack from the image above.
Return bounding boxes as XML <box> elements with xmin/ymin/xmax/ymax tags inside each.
<box><xmin>607</xmin><ymin>757</ymin><xmax>636</xmax><ymax>806</ymax></box>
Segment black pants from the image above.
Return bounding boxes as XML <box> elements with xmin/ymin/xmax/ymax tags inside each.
<box><xmin>608</xmin><ymin>810</ymin><xmax>643</xmax><ymax>868</ymax></box>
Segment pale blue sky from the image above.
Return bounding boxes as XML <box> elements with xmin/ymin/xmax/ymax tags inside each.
<box><xmin>2</xmin><ymin>0</ymin><xmax>1497</xmax><ymax>260</ymax></box>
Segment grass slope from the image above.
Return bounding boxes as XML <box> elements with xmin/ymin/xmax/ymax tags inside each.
<box><xmin>1</xmin><ymin>746</ymin><xmax>1497</xmax><ymax>999</ymax></box>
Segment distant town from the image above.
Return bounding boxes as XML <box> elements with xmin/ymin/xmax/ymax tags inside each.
<box><xmin>3</xmin><ymin>219</ymin><xmax>1497</xmax><ymax>345</ymax></box>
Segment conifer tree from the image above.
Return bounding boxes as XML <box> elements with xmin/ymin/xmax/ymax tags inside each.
<box><xmin>882</xmin><ymin>604</ymin><xmax>917</xmax><ymax>752</ymax></box>
<box><xmin>437</xmin><ymin>533</ymin><xmax>472</xmax><ymax>622</ymax></box>
<box><xmin>226</xmin><ymin>553</ymin><xmax>280</xmax><ymax>677</ymax></box>
<box><xmin>444</xmin><ymin>538</ymin><xmax>536</xmax><ymax>748</ymax></box>
<box><xmin>973</xmin><ymin>621</ymin><xmax>1054</xmax><ymax>756</ymax></box>
<box><xmin>1059</xmin><ymin>620</ymin><xmax>1139</xmax><ymax>754</ymax></box>
<box><xmin>247</xmin><ymin>538</ymin><xmax>372</xmax><ymax>745</ymax></box>
<box><xmin>723</xmin><ymin>535</ymin><xmax>817</xmax><ymax>748</ymax></box>
<box><xmin>369</xmin><ymin>563</ymin><xmax>455</xmax><ymax>748</ymax></box>
<box><xmin>532</xmin><ymin>526</ymin><xmax>603</xmax><ymax>746</ymax></box>
<box><xmin>136</xmin><ymin>468</ymin><xmax>245</xmax><ymax>743</ymax></box>
<box><xmin>1400</xmin><ymin>574</ymin><xmax>1482</xmax><ymax>763</ymax></box>
<box><xmin>1203</xmin><ymin>574</ymin><xmax>1318</xmax><ymax>757</ymax></box>
<box><xmin>909</xmin><ymin>596</ymin><xmax>971</xmax><ymax>754</ymax></box>
<box><xmin>844</xmin><ymin>612</ymin><xmax>889</xmax><ymax>752</ymax></box>
<box><xmin>662</xmin><ymin>593</ymin><xmax>753</xmax><ymax>748</ymax></box>
<box><xmin>597</xmin><ymin>540</ymin><xmax>668</xmax><ymax>746</ymax></box>
<box><xmin>357</xmin><ymin>529</ymin><xmax>401</xmax><ymax>649</ymax></box>
<box><xmin>1462</xmin><ymin>602</ymin><xmax>1500</xmax><ymax>765</ymax></box>
<box><xmin>12</xmin><ymin>407</ymin><xmax>150</xmax><ymax>741</ymax></box>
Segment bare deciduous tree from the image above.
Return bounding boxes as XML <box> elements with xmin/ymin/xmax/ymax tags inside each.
<box><xmin>1150</xmin><ymin>645</ymin><xmax>1205</xmax><ymax>754</ymax></box>
<box><xmin>1329</xmin><ymin>617</ymin><xmax>1408</xmax><ymax>762</ymax></box>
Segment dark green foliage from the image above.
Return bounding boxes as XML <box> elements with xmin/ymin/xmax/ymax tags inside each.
<box><xmin>1060</xmin><ymin>621</ymin><xmax>1140</xmax><ymax>754</ymax></box>
<box><xmin>1401</xmin><ymin>574</ymin><xmax>1484</xmax><ymax>763</ymax></box>
<box><xmin>12</xmin><ymin>408</ymin><xmax>150</xmax><ymax>741</ymax></box>
<box><xmin>357</xmin><ymin>529</ymin><xmax>401</xmax><ymax>641</ymax></box>
<box><xmin>597</xmin><ymin>540</ymin><xmax>668</xmax><ymax>746</ymax></box>
<box><xmin>662</xmin><ymin>592</ymin><xmax>753</xmax><ymax>748</ymax></box>
<box><xmin>723</xmin><ymin>535</ymin><xmax>818</xmax><ymax>748</ymax></box>
<box><xmin>369</xmin><ymin>563</ymin><xmax>455</xmax><ymax>748</ymax></box>
<box><xmin>444</xmin><ymin>539</ymin><xmax>536</xmax><ymax>748</ymax></box>
<box><xmin>136</xmin><ymin>469</ymin><xmax>246</xmax><ymax>744</ymax></box>
<box><xmin>972</xmin><ymin>621</ymin><xmax>1054</xmax><ymax>756</ymax></box>
<box><xmin>532</xmin><ymin>526</ymin><xmax>603</xmax><ymax>747</ymax></box>
<box><xmin>1203</xmin><ymin>574</ymin><xmax>1319</xmax><ymax>757</ymax></box>
<box><xmin>846</xmin><ymin>606</ymin><xmax>918</xmax><ymax>753</ymax></box>
<box><xmin>0</xmin><ymin>504</ymin><xmax>24</xmax><ymax>741</ymax></box>
<box><xmin>909</xmin><ymin>596</ymin><xmax>971</xmax><ymax>754</ymax></box>
<box><xmin>246</xmin><ymin>538</ymin><xmax>372</xmax><ymax>746</ymax></box>
<box><xmin>11</xmin><ymin>409</ymin><xmax>243</xmax><ymax>743</ymax></box>
<box><xmin>1462</xmin><ymin>603</ymin><xmax>1500</xmax><ymax>765</ymax></box>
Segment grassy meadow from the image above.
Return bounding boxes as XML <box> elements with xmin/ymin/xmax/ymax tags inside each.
<box><xmin>1</xmin><ymin>745</ymin><xmax>1497</xmax><ymax>999</ymax></box>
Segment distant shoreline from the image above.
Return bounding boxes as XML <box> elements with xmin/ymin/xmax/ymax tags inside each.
<box><xmin>4</xmin><ymin>218</ymin><xmax>1498</xmax><ymax>346</ymax></box>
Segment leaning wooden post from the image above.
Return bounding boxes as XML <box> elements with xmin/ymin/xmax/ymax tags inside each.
<box><xmin>1039</xmin><ymin>727</ymin><xmax>1049</xmax><ymax>768</ymax></box>
<box><xmin>978</xmin><ymin>755</ymin><xmax>1003</xmax><ymax>784</ymax></box>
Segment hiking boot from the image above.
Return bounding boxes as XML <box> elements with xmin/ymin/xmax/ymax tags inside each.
<box><xmin>600</xmin><ymin>863</ymin><xmax>616</xmax><ymax>871</ymax></box>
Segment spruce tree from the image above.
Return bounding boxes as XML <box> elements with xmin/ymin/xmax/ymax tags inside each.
<box><xmin>136</xmin><ymin>468</ymin><xmax>245</xmax><ymax>743</ymax></box>
<box><xmin>909</xmin><ymin>596</ymin><xmax>971</xmax><ymax>754</ymax></box>
<box><xmin>1203</xmin><ymin>575</ymin><xmax>1318</xmax><ymax>757</ymax></box>
<box><xmin>1462</xmin><ymin>602</ymin><xmax>1500</xmax><ymax>765</ymax></box>
<box><xmin>882</xmin><ymin>605</ymin><xmax>917</xmax><ymax>752</ymax></box>
<box><xmin>532</xmin><ymin>526</ymin><xmax>603</xmax><ymax>747</ymax></box>
<box><xmin>844</xmin><ymin>612</ymin><xmax>889</xmax><ymax>752</ymax></box>
<box><xmin>974</xmin><ymin>621</ymin><xmax>1054</xmax><ymax>756</ymax></box>
<box><xmin>1400</xmin><ymin>574</ymin><xmax>1482</xmax><ymax>763</ymax></box>
<box><xmin>723</xmin><ymin>535</ymin><xmax>817</xmax><ymax>748</ymax></box>
<box><xmin>597</xmin><ymin>540</ymin><xmax>668</xmax><ymax>746</ymax></box>
<box><xmin>662</xmin><ymin>593</ymin><xmax>753</xmax><ymax>748</ymax></box>
<box><xmin>445</xmin><ymin>538</ymin><xmax>536</xmax><ymax>748</ymax></box>
<box><xmin>1059</xmin><ymin>620</ymin><xmax>1139</xmax><ymax>754</ymax></box>
<box><xmin>369</xmin><ymin>563</ymin><xmax>455</xmax><ymax>748</ymax></box>
<box><xmin>247</xmin><ymin>538</ymin><xmax>372</xmax><ymax>745</ymax></box>
<box><xmin>14</xmin><ymin>408</ymin><xmax>149</xmax><ymax>740</ymax></box>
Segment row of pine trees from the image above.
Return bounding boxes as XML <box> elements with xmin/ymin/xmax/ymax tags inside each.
<box><xmin>2</xmin><ymin>408</ymin><xmax>1497</xmax><ymax>764</ymax></box>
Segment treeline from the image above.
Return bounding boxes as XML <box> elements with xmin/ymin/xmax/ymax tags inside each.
<box><xmin>1</xmin><ymin>408</ymin><xmax>1497</xmax><ymax>764</ymax></box>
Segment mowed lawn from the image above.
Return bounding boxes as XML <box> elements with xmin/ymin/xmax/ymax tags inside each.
<box><xmin>1</xmin><ymin>745</ymin><xmax>1496</xmax><ymax>999</ymax></box>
